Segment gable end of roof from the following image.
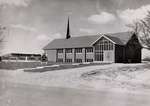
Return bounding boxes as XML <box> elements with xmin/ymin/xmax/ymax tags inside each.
<box><xmin>91</xmin><ymin>34</ymin><xmax>116</xmax><ymax>46</ymax></box>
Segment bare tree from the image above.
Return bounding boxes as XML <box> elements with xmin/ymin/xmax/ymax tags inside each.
<box><xmin>0</xmin><ymin>25</ymin><xmax>6</xmax><ymax>54</ymax></box>
<box><xmin>127</xmin><ymin>11</ymin><xmax>150</xmax><ymax>49</ymax></box>
<box><xmin>126</xmin><ymin>21</ymin><xmax>142</xmax><ymax>34</ymax></box>
<box><xmin>140</xmin><ymin>20</ymin><xmax>150</xmax><ymax>48</ymax></box>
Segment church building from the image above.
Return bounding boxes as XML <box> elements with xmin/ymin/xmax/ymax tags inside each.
<box><xmin>43</xmin><ymin>19</ymin><xmax>142</xmax><ymax>63</ymax></box>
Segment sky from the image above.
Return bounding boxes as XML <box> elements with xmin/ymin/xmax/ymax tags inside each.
<box><xmin>1</xmin><ymin>0</ymin><xmax>150</xmax><ymax>54</ymax></box>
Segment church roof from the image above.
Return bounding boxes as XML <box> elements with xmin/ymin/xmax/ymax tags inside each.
<box><xmin>43</xmin><ymin>32</ymin><xmax>133</xmax><ymax>50</ymax></box>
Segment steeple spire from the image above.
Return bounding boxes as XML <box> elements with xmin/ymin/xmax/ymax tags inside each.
<box><xmin>66</xmin><ymin>17</ymin><xmax>71</xmax><ymax>39</ymax></box>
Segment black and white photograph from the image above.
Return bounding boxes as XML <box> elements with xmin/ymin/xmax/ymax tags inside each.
<box><xmin>0</xmin><ymin>0</ymin><xmax>150</xmax><ymax>106</ymax></box>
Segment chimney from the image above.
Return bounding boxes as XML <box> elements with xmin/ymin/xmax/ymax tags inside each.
<box><xmin>66</xmin><ymin>17</ymin><xmax>71</xmax><ymax>39</ymax></box>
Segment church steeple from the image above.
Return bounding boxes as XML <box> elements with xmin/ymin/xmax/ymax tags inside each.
<box><xmin>66</xmin><ymin>17</ymin><xmax>71</xmax><ymax>39</ymax></box>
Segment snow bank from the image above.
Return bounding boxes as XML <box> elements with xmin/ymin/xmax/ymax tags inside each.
<box><xmin>2</xmin><ymin>63</ymin><xmax>150</xmax><ymax>94</ymax></box>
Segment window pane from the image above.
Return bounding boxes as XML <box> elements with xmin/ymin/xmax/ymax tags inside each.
<box><xmin>75</xmin><ymin>59</ymin><xmax>82</xmax><ymax>63</ymax></box>
<box><xmin>57</xmin><ymin>49</ymin><xmax>63</xmax><ymax>53</ymax></box>
<box><xmin>86</xmin><ymin>59</ymin><xmax>93</xmax><ymax>62</ymax></box>
<box><xmin>66</xmin><ymin>48</ymin><xmax>72</xmax><ymax>53</ymax></box>
<box><xmin>86</xmin><ymin>48</ymin><xmax>93</xmax><ymax>53</ymax></box>
<box><xmin>75</xmin><ymin>48</ymin><xmax>82</xmax><ymax>53</ymax></box>
<box><xmin>65</xmin><ymin>59</ymin><xmax>72</xmax><ymax>63</ymax></box>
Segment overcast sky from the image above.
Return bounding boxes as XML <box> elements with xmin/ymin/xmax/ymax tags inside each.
<box><xmin>1</xmin><ymin>0</ymin><xmax>150</xmax><ymax>54</ymax></box>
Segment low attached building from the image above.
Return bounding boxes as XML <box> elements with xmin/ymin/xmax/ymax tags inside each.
<box><xmin>43</xmin><ymin>32</ymin><xmax>142</xmax><ymax>63</ymax></box>
<box><xmin>1</xmin><ymin>53</ymin><xmax>41</xmax><ymax>62</ymax></box>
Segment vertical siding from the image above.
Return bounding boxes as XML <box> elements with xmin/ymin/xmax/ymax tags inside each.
<box><xmin>83</xmin><ymin>48</ymin><xmax>86</xmax><ymax>62</ymax></box>
<box><xmin>125</xmin><ymin>34</ymin><xmax>142</xmax><ymax>63</ymax></box>
<box><xmin>93</xmin><ymin>47</ymin><xmax>95</xmax><ymax>61</ymax></box>
<box><xmin>113</xmin><ymin>44</ymin><xmax>115</xmax><ymax>63</ymax></box>
<box><xmin>115</xmin><ymin>45</ymin><xmax>124</xmax><ymax>63</ymax></box>
<box><xmin>72</xmin><ymin>49</ymin><xmax>75</xmax><ymax>62</ymax></box>
<box><xmin>45</xmin><ymin>50</ymin><xmax>56</xmax><ymax>62</ymax></box>
<box><xmin>103</xmin><ymin>50</ymin><xmax>114</xmax><ymax>62</ymax></box>
<box><xmin>63</xmin><ymin>49</ymin><xmax>66</xmax><ymax>62</ymax></box>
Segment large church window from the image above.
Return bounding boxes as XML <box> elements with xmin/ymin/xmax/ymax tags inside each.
<box><xmin>94</xmin><ymin>37</ymin><xmax>114</xmax><ymax>61</ymax></box>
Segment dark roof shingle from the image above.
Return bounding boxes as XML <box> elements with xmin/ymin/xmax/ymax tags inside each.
<box><xmin>43</xmin><ymin>32</ymin><xmax>132</xmax><ymax>50</ymax></box>
<box><xmin>105</xmin><ymin>32</ymin><xmax>133</xmax><ymax>45</ymax></box>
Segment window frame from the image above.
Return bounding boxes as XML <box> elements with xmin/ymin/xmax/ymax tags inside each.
<box><xmin>65</xmin><ymin>59</ymin><xmax>72</xmax><ymax>63</ymax></box>
<box><xmin>57</xmin><ymin>49</ymin><xmax>63</xmax><ymax>53</ymax></box>
<box><xmin>94</xmin><ymin>37</ymin><xmax>114</xmax><ymax>51</ymax></box>
<box><xmin>86</xmin><ymin>59</ymin><xmax>93</xmax><ymax>62</ymax></box>
<box><xmin>75</xmin><ymin>59</ymin><xmax>82</xmax><ymax>63</ymax></box>
<box><xmin>65</xmin><ymin>48</ymin><xmax>72</xmax><ymax>53</ymax></box>
<box><xmin>86</xmin><ymin>47</ymin><xmax>93</xmax><ymax>53</ymax></box>
<box><xmin>75</xmin><ymin>48</ymin><xmax>82</xmax><ymax>53</ymax></box>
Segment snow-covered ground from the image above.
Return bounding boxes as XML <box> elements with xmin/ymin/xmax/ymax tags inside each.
<box><xmin>1</xmin><ymin>62</ymin><xmax>150</xmax><ymax>94</ymax></box>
